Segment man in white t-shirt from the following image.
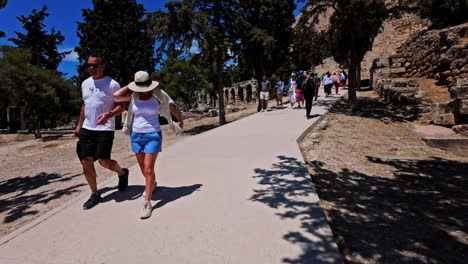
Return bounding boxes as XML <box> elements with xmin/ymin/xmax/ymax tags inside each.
<box><xmin>74</xmin><ymin>55</ymin><xmax>128</xmax><ymax>210</ymax></box>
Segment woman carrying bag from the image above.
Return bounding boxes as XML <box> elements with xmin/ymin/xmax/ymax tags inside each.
<box><xmin>114</xmin><ymin>71</ymin><xmax>183</xmax><ymax>219</ymax></box>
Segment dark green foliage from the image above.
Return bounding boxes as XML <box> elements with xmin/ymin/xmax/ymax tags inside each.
<box><xmin>75</xmin><ymin>0</ymin><xmax>155</xmax><ymax>86</ymax></box>
<box><xmin>8</xmin><ymin>5</ymin><xmax>69</xmax><ymax>70</ymax></box>
<box><xmin>415</xmin><ymin>0</ymin><xmax>468</xmax><ymax>28</ymax></box>
<box><xmin>292</xmin><ymin>21</ymin><xmax>331</xmax><ymax>70</ymax></box>
<box><xmin>150</xmin><ymin>0</ymin><xmax>238</xmax><ymax>124</ymax></box>
<box><xmin>0</xmin><ymin>46</ymin><xmax>80</xmax><ymax>128</ymax></box>
<box><xmin>235</xmin><ymin>0</ymin><xmax>296</xmax><ymax>80</ymax></box>
<box><xmin>224</xmin><ymin>64</ymin><xmax>253</xmax><ymax>87</ymax></box>
<box><xmin>154</xmin><ymin>54</ymin><xmax>212</xmax><ymax>111</ymax></box>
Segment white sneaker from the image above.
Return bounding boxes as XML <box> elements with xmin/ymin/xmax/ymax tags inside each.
<box><xmin>140</xmin><ymin>201</ymin><xmax>152</xmax><ymax>219</ymax></box>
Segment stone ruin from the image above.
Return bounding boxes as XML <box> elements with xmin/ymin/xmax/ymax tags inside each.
<box><xmin>370</xmin><ymin>22</ymin><xmax>468</xmax><ymax>136</ymax></box>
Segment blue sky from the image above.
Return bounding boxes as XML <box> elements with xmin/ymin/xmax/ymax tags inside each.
<box><xmin>1</xmin><ymin>0</ymin><xmax>305</xmax><ymax>78</ymax></box>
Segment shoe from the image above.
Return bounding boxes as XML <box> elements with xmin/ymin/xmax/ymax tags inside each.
<box><xmin>142</xmin><ymin>181</ymin><xmax>157</xmax><ymax>197</ymax></box>
<box><xmin>118</xmin><ymin>168</ymin><xmax>129</xmax><ymax>191</ymax></box>
<box><xmin>83</xmin><ymin>193</ymin><xmax>102</xmax><ymax>210</ymax></box>
<box><xmin>140</xmin><ymin>200</ymin><xmax>153</xmax><ymax>219</ymax></box>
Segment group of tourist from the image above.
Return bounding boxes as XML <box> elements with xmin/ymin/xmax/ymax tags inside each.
<box><xmin>260</xmin><ymin>70</ymin><xmax>347</xmax><ymax>119</ymax></box>
<box><xmin>74</xmin><ymin>55</ymin><xmax>183</xmax><ymax>219</ymax></box>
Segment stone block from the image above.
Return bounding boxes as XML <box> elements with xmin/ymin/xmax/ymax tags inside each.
<box><xmin>408</xmin><ymin>79</ymin><xmax>419</xmax><ymax>87</ymax></box>
<box><xmin>452</xmin><ymin>124</ymin><xmax>468</xmax><ymax>136</ymax></box>
<box><xmin>457</xmin><ymin>79</ymin><xmax>468</xmax><ymax>86</ymax></box>
<box><xmin>432</xmin><ymin>113</ymin><xmax>456</xmax><ymax>126</ymax></box>
<box><xmin>393</xmin><ymin>81</ymin><xmax>408</xmax><ymax>87</ymax></box>
<box><xmin>450</xmin><ymin>85</ymin><xmax>468</xmax><ymax>99</ymax></box>
<box><xmin>373</xmin><ymin>58</ymin><xmax>390</xmax><ymax>68</ymax></box>
<box><xmin>208</xmin><ymin>109</ymin><xmax>218</xmax><ymax>117</ymax></box>
<box><xmin>459</xmin><ymin>100</ymin><xmax>468</xmax><ymax>114</ymax></box>
<box><xmin>389</xmin><ymin>67</ymin><xmax>406</xmax><ymax>74</ymax></box>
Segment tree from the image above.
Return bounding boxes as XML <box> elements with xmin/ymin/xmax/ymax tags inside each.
<box><xmin>154</xmin><ymin>52</ymin><xmax>213</xmax><ymax>111</ymax></box>
<box><xmin>151</xmin><ymin>0</ymin><xmax>238</xmax><ymax>125</ymax></box>
<box><xmin>292</xmin><ymin>19</ymin><xmax>331</xmax><ymax>70</ymax></box>
<box><xmin>8</xmin><ymin>5</ymin><xmax>69</xmax><ymax>70</ymax></box>
<box><xmin>75</xmin><ymin>0</ymin><xmax>155</xmax><ymax>85</ymax></box>
<box><xmin>0</xmin><ymin>46</ymin><xmax>79</xmax><ymax>131</ymax></box>
<box><xmin>301</xmin><ymin>0</ymin><xmax>387</xmax><ymax>105</ymax></box>
<box><xmin>234</xmin><ymin>0</ymin><xmax>296</xmax><ymax>111</ymax></box>
<box><xmin>410</xmin><ymin>0</ymin><xmax>468</xmax><ymax>29</ymax></box>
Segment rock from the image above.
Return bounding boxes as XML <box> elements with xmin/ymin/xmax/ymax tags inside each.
<box><xmin>311</xmin><ymin>133</ymin><xmax>319</xmax><ymax>139</ymax></box>
<box><xmin>452</xmin><ymin>124</ymin><xmax>468</xmax><ymax>136</ymax></box>
<box><xmin>450</xmin><ymin>85</ymin><xmax>468</xmax><ymax>100</ymax></box>
<box><xmin>226</xmin><ymin>105</ymin><xmax>240</xmax><ymax>113</ymax></box>
<box><xmin>208</xmin><ymin>109</ymin><xmax>218</xmax><ymax>117</ymax></box>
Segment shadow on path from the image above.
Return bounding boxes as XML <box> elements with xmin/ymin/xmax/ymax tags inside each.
<box><xmin>0</xmin><ymin>172</ymin><xmax>84</xmax><ymax>223</ymax></box>
<box><xmin>308</xmin><ymin>157</ymin><xmax>468</xmax><ymax>264</ymax></box>
<box><xmin>102</xmin><ymin>184</ymin><xmax>202</xmax><ymax>210</ymax></box>
<box><xmin>250</xmin><ymin>155</ymin><xmax>341</xmax><ymax>264</ymax></box>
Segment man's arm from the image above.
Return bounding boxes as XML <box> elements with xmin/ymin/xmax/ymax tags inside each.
<box><xmin>169</xmin><ymin>103</ymin><xmax>184</xmax><ymax>129</ymax></box>
<box><xmin>74</xmin><ymin>103</ymin><xmax>85</xmax><ymax>137</ymax></box>
<box><xmin>96</xmin><ymin>102</ymin><xmax>126</xmax><ymax>126</ymax></box>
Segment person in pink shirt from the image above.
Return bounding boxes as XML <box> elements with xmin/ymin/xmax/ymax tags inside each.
<box><xmin>333</xmin><ymin>73</ymin><xmax>341</xmax><ymax>94</ymax></box>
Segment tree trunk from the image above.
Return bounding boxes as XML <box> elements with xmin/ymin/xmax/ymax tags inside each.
<box><xmin>348</xmin><ymin>62</ymin><xmax>357</xmax><ymax>105</ymax></box>
<box><xmin>216</xmin><ymin>56</ymin><xmax>226</xmax><ymax>125</ymax></box>
<box><xmin>356</xmin><ymin>62</ymin><xmax>361</xmax><ymax>90</ymax></box>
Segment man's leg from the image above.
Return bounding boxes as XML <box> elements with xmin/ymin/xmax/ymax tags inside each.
<box><xmin>98</xmin><ymin>159</ymin><xmax>125</xmax><ymax>176</ymax></box>
<box><xmin>306</xmin><ymin>97</ymin><xmax>312</xmax><ymax>117</ymax></box>
<box><xmin>82</xmin><ymin>156</ymin><xmax>98</xmax><ymax>194</ymax></box>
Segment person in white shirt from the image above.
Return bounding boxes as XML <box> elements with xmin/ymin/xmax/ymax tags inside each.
<box><xmin>322</xmin><ymin>72</ymin><xmax>334</xmax><ymax>97</ymax></box>
<box><xmin>114</xmin><ymin>71</ymin><xmax>184</xmax><ymax>219</ymax></box>
<box><xmin>74</xmin><ymin>55</ymin><xmax>128</xmax><ymax>210</ymax></box>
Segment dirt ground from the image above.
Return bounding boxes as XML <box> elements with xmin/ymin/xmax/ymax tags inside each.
<box><xmin>0</xmin><ymin>101</ymin><xmax>262</xmax><ymax>238</ymax></box>
<box><xmin>300</xmin><ymin>91</ymin><xmax>468</xmax><ymax>264</ymax></box>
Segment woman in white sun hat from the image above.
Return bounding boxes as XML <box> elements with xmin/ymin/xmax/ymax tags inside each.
<box><xmin>114</xmin><ymin>71</ymin><xmax>183</xmax><ymax>219</ymax></box>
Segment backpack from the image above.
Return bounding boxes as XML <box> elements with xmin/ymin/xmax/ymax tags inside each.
<box><xmin>303</xmin><ymin>77</ymin><xmax>316</xmax><ymax>96</ymax></box>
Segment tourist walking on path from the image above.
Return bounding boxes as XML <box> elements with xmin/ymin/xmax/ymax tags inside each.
<box><xmin>323</xmin><ymin>72</ymin><xmax>334</xmax><ymax>97</ymax></box>
<box><xmin>114</xmin><ymin>71</ymin><xmax>184</xmax><ymax>219</ymax></box>
<box><xmin>340</xmin><ymin>70</ymin><xmax>347</xmax><ymax>89</ymax></box>
<box><xmin>287</xmin><ymin>73</ymin><xmax>297</xmax><ymax>108</ymax></box>
<box><xmin>74</xmin><ymin>55</ymin><xmax>129</xmax><ymax>210</ymax></box>
<box><xmin>314</xmin><ymin>73</ymin><xmax>321</xmax><ymax>101</ymax></box>
<box><xmin>295</xmin><ymin>70</ymin><xmax>306</xmax><ymax>108</ymax></box>
<box><xmin>333</xmin><ymin>72</ymin><xmax>340</xmax><ymax>94</ymax></box>
<box><xmin>260</xmin><ymin>75</ymin><xmax>271</xmax><ymax>112</ymax></box>
<box><xmin>303</xmin><ymin>73</ymin><xmax>317</xmax><ymax>119</ymax></box>
<box><xmin>275</xmin><ymin>76</ymin><xmax>284</xmax><ymax>108</ymax></box>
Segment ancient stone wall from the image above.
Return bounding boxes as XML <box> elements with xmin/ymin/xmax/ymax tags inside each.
<box><xmin>395</xmin><ymin>23</ymin><xmax>468</xmax><ymax>87</ymax></box>
<box><xmin>314</xmin><ymin>12</ymin><xmax>430</xmax><ymax>80</ymax></box>
<box><xmin>370</xmin><ymin>23</ymin><xmax>468</xmax><ymax>130</ymax></box>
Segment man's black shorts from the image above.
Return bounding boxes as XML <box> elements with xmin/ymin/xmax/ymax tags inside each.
<box><xmin>76</xmin><ymin>128</ymin><xmax>115</xmax><ymax>161</ymax></box>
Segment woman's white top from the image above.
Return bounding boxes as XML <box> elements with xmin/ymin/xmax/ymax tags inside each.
<box><xmin>132</xmin><ymin>96</ymin><xmax>161</xmax><ymax>133</ymax></box>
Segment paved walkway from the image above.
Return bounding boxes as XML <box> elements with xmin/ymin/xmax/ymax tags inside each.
<box><xmin>0</xmin><ymin>89</ymin><xmax>346</xmax><ymax>264</ymax></box>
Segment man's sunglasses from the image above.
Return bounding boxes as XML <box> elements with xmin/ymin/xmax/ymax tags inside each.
<box><xmin>86</xmin><ymin>63</ymin><xmax>101</xmax><ymax>68</ymax></box>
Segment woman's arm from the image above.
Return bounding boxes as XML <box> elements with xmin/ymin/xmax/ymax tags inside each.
<box><xmin>169</xmin><ymin>103</ymin><xmax>184</xmax><ymax>129</ymax></box>
<box><xmin>113</xmin><ymin>86</ymin><xmax>132</xmax><ymax>101</ymax></box>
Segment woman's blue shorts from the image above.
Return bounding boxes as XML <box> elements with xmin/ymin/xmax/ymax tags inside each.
<box><xmin>130</xmin><ymin>131</ymin><xmax>163</xmax><ymax>154</ymax></box>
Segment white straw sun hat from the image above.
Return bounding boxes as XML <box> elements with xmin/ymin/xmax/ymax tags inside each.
<box><xmin>128</xmin><ymin>71</ymin><xmax>159</xmax><ymax>92</ymax></box>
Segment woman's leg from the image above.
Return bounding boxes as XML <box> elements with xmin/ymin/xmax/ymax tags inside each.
<box><xmin>142</xmin><ymin>153</ymin><xmax>158</xmax><ymax>201</ymax></box>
